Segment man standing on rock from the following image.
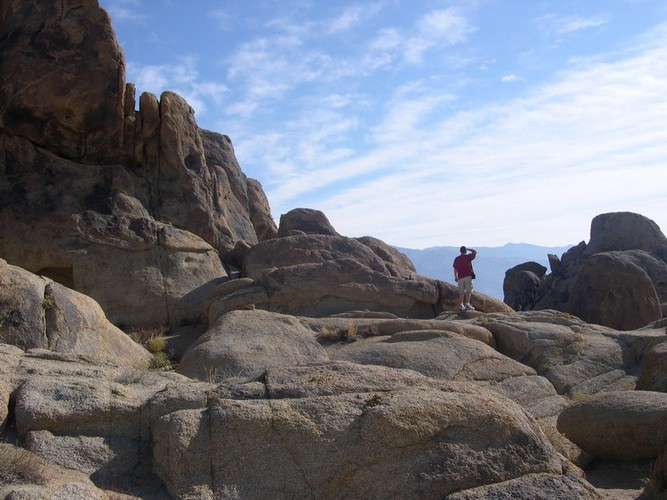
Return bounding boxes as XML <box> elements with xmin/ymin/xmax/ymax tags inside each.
<box><xmin>453</xmin><ymin>246</ymin><xmax>477</xmax><ymax>311</ymax></box>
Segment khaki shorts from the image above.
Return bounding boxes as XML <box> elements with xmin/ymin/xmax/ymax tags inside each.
<box><xmin>458</xmin><ymin>275</ymin><xmax>473</xmax><ymax>294</ymax></box>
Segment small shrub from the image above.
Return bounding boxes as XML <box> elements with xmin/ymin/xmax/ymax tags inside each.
<box><xmin>127</xmin><ymin>325</ymin><xmax>172</xmax><ymax>369</ymax></box>
<box><xmin>128</xmin><ymin>324</ymin><xmax>168</xmax><ymax>344</ymax></box>
<box><xmin>150</xmin><ymin>351</ymin><xmax>171</xmax><ymax>369</ymax></box>
<box><xmin>342</xmin><ymin>322</ymin><xmax>358</xmax><ymax>342</ymax></box>
<box><xmin>318</xmin><ymin>326</ymin><xmax>339</xmax><ymax>342</ymax></box>
<box><xmin>205</xmin><ymin>367</ymin><xmax>220</xmax><ymax>384</ymax></box>
<box><xmin>318</xmin><ymin>323</ymin><xmax>358</xmax><ymax>343</ymax></box>
<box><xmin>568</xmin><ymin>391</ymin><xmax>587</xmax><ymax>402</ymax></box>
<box><xmin>145</xmin><ymin>333</ymin><xmax>167</xmax><ymax>354</ymax></box>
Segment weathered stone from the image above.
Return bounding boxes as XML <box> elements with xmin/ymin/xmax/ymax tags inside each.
<box><xmin>152</xmin><ymin>408</ymin><xmax>213</xmax><ymax>499</ymax></box>
<box><xmin>177</xmin><ymin>310</ymin><xmax>328</xmax><ymax>381</ymax></box>
<box><xmin>14</xmin><ymin>376</ymin><xmax>151</xmax><ymax>439</ymax></box>
<box><xmin>0</xmin><ymin>260</ymin><xmax>152</xmax><ymax>367</ymax></box>
<box><xmin>207</xmin><ymin>387</ymin><xmax>565</xmax><ymax>498</ymax></box>
<box><xmin>277</xmin><ymin>207</ymin><xmax>338</xmax><ymax>237</ymax></box>
<box><xmin>557</xmin><ymin>391</ymin><xmax>667</xmax><ymax>460</ymax></box>
<box><xmin>585</xmin><ymin>211</ymin><xmax>667</xmax><ymax>256</ymax></box>
<box><xmin>207</xmin><ymin>286</ymin><xmax>269</xmax><ymax>325</ymax></box>
<box><xmin>301</xmin><ymin>316</ymin><xmax>495</xmax><ymax>345</ymax></box>
<box><xmin>0</xmin><ymin>258</ymin><xmax>48</xmax><ymax>350</ymax></box>
<box><xmin>356</xmin><ymin>235</ymin><xmax>417</xmax><ymax>276</ymax></box>
<box><xmin>0</xmin><ymin>134</ymin><xmax>229</xmax><ymax>328</ymax></box>
<box><xmin>637</xmin><ymin>341</ymin><xmax>667</xmax><ymax>392</ymax></box>
<box><xmin>0</xmin><ymin>0</ymin><xmax>125</xmax><ymax>164</ymax></box>
<box><xmin>568</xmin><ymin>252</ymin><xmax>661</xmax><ymax>330</ymax></box>
<box><xmin>0</xmin><ymin>442</ymin><xmax>113</xmax><ymax>500</ymax></box>
<box><xmin>485</xmin><ymin>311</ymin><xmax>642</xmax><ymax>397</ymax></box>
<box><xmin>507</xmin><ymin>213</ymin><xmax>667</xmax><ymax>330</ymax></box>
<box><xmin>503</xmin><ymin>262</ymin><xmax>547</xmax><ymax>310</ymax></box>
<box><xmin>447</xmin><ymin>471</ymin><xmax>601</xmax><ymax>499</ymax></box>
<box><xmin>246</xmin><ymin>178</ymin><xmax>278</xmax><ymax>242</ymax></box>
<box><xmin>26</xmin><ymin>430</ymin><xmax>146</xmax><ymax>487</ymax></box>
<box><xmin>0</xmin><ymin>3</ymin><xmax>277</xmax><ymax>328</ymax></box>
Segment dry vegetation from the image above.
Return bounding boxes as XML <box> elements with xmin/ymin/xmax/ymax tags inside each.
<box><xmin>317</xmin><ymin>322</ymin><xmax>359</xmax><ymax>343</ymax></box>
<box><xmin>127</xmin><ymin>325</ymin><xmax>172</xmax><ymax>369</ymax></box>
<box><xmin>0</xmin><ymin>444</ymin><xmax>47</xmax><ymax>488</ymax></box>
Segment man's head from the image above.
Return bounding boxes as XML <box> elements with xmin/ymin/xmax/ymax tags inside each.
<box><xmin>460</xmin><ymin>246</ymin><xmax>467</xmax><ymax>254</ymax></box>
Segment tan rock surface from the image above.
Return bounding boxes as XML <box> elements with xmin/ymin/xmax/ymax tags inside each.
<box><xmin>0</xmin><ymin>260</ymin><xmax>152</xmax><ymax>367</ymax></box>
<box><xmin>557</xmin><ymin>390</ymin><xmax>667</xmax><ymax>461</ymax></box>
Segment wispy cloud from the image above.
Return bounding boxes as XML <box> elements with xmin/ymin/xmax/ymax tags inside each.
<box><xmin>102</xmin><ymin>0</ymin><xmax>144</xmax><ymax>23</ymax></box>
<box><xmin>326</xmin><ymin>4</ymin><xmax>382</xmax><ymax>34</ymax></box>
<box><xmin>111</xmin><ymin>0</ymin><xmax>667</xmax><ymax>247</ymax></box>
<box><xmin>537</xmin><ymin>13</ymin><xmax>611</xmax><ymax>36</ymax></box>
<box><xmin>260</xmin><ymin>25</ymin><xmax>667</xmax><ymax>247</ymax></box>
<box><xmin>126</xmin><ymin>57</ymin><xmax>227</xmax><ymax>117</ymax></box>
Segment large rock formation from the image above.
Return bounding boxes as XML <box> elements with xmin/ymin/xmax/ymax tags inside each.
<box><xmin>503</xmin><ymin>212</ymin><xmax>667</xmax><ymax>329</ymax></box>
<box><xmin>3</xmin><ymin>5</ymin><xmax>666</xmax><ymax>498</ymax></box>
<box><xmin>1</xmin><ymin>260</ymin><xmax>664</xmax><ymax>497</ymax></box>
<box><xmin>208</xmin><ymin>208</ymin><xmax>512</xmax><ymax>320</ymax></box>
<box><xmin>0</xmin><ymin>0</ymin><xmax>277</xmax><ymax>327</ymax></box>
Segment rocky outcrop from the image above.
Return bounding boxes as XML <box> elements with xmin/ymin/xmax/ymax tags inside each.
<box><xmin>568</xmin><ymin>251</ymin><xmax>662</xmax><ymax>330</ymax></box>
<box><xmin>5</xmin><ymin>298</ymin><xmax>667</xmax><ymax>497</ymax></box>
<box><xmin>277</xmin><ymin>207</ymin><xmax>339</xmax><ymax>237</ymax></box>
<box><xmin>0</xmin><ymin>0</ymin><xmax>125</xmax><ymax>164</ymax></box>
<box><xmin>177</xmin><ymin>309</ymin><xmax>329</xmax><ymax>381</ymax></box>
<box><xmin>637</xmin><ymin>340</ymin><xmax>667</xmax><ymax>391</ymax></box>
<box><xmin>503</xmin><ymin>261</ymin><xmax>548</xmax><ymax>310</ymax></box>
<box><xmin>207</xmin><ymin>209</ymin><xmax>512</xmax><ymax>320</ymax></box>
<box><xmin>503</xmin><ymin>212</ymin><xmax>667</xmax><ymax>329</ymax></box>
<box><xmin>484</xmin><ymin>310</ymin><xmax>666</xmax><ymax>397</ymax></box>
<box><xmin>0</xmin><ymin>259</ymin><xmax>151</xmax><ymax>368</ymax></box>
<box><xmin>1</xmin><ymin>343</ymin><xmax>599</xmax><ymax>499</ymax></box>
<box><xmin>0</xmin><ymin>1</ymin><xmax>276</xmax><ymax>327</ymax></box>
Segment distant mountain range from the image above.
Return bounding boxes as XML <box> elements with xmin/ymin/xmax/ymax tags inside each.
<box><xmin>396</xmin><ymin>243</ymin><xmax>574</xmax><ymax>301</ymax></box>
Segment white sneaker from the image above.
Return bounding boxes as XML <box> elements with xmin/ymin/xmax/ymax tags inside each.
<box><xmin>465</xmin><ymin>304</ymin><xmax>475</xmax><ymax>310</ymax></box>
<box><xmin>459</xmin><ymin>304</ymin><xmax>466</xmax><ymax>311</ymax></box>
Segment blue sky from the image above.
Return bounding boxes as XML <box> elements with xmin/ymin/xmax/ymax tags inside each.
<box><xmin>99</xmin><ymin>0</ymin><xmax>667</xmax><ymax>249</ymax></box>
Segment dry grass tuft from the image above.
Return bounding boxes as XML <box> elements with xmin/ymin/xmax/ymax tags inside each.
<box><xmin>128</xmin><ymin>324</ymin><xmax>172</xmax><ymax>369</ymax></box>
<box><xmin>0</xmin><ymin>445</ymin><xmax>48</xmax><ymax>487</ymax></box>
<box><xmin>317</xmin><ymin>323</ymin><xmax>358</xmax><ymax>343</ymax></box>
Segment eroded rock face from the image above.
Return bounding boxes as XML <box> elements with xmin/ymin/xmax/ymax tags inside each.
<box><xmin>277</xmin><ymin>207</ymin><xmax>338</xmax><ymax>237</ymax></box>
<box><xmin>177</xmin><ymin>309</ymin><xmax>329</xmax><ymax>381</ymax></box>
<box><xmin>503</xmin><ymin>212</ymin><xmax>667</xmax><ymax>329</ymax></box>
<box><xmin>0</xmin><ymin>1</ymin><xmax>277</xmax><ymax>327</ymax></box>
<box><xmin>0</xmin><ymin>0</ymin><xmax>125</xmax><ymax>164</ymax></box>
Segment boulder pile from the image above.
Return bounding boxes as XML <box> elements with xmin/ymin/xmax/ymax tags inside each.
<box><xmin>504</xmin><ymin>212</ymin><xmax>667</xmax><ymax>330</ymax></box>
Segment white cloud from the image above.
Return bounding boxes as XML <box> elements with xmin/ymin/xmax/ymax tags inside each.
<box><xmin>417</xmin><ymin>8</ymin><xmax>474</xmax><ymax>45</ymax></box>
<box><xmin>266</xmin><ymin>25</ymin><xmax>667</xmax><ymax>247</ymax></box>
<box><xmin>126</xmin><ymin>57</ymin><xmax>227</xmax><ymax>117</ymax></box>
<box><xmin>538</xmin><ymin>13</ymin><xmax>611</xmax><ymax>36</ymax></box>
<box><xmin>501</xmin><ymin>74</ymin><xmax>522</xmax><ymax>83</ymax></box>
<box><xmin>404</xmin><ymin>8</ymin><xmax>474</xmax><ymax>64</ymax></box>
<box><xmin>326</xmin><ymin>5</ymin><xmax>375</xmax><ymax>33</ymax></box>
<box><xmin>101</xmin><ymin>0</ymin><xmax>144</xmax><ymax>23</ymax></box>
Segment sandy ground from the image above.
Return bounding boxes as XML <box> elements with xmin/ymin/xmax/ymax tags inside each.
<box><xmin>585</xmin><ymin>461</ymin><xmax>654</xmax><ymax>499</ymax></box>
